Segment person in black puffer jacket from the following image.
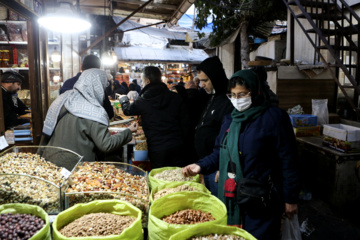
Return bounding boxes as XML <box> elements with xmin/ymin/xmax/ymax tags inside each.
<box><xmin>194</xmin><ymin>56</ymin><xmax>234</xmax><ymax>197</ymax></box>
<box><xmin>120</xmin><ymin>66</ymin><xmax>189</xmax><ymax>169</ymax></box>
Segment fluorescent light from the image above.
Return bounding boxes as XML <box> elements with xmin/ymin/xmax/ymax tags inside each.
<box><xmin>38</xmin><ymin>2</ymin><xmax>91</xmax><ymax>33</ymax></box>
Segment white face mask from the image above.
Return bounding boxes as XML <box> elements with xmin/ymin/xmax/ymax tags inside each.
<box><xmin>231</xmin><ymin>96</ymin><xmax>252</xmax><ymax>112</ymax></box>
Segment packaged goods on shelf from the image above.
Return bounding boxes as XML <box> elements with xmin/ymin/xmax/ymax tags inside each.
<box><xmin>323</xmin><ymin>124</ymin><xmax>360</xmax><ymax>153</ymax></box>
<box><xmin>289</xmin><ymin>114</ymin><xmax>317</xmax><ymax>127</ymax></box>
<box><xmin>293</xmin><ymin>125</ymin><xmax>321</xmax><ymax>137</ymax></box>
<box><xmin>0</xmin><ymin>146</ymin><xmax>83</xmax><ymax>214</ymax></box>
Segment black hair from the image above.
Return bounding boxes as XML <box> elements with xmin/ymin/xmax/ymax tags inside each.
<box><xmin>1</xmin><ymin>71</ymin><xmax>24</xmax><ymax>83</ymax></box>
<box><xmin>82</xmin><ymin>55</ymin><xmax>101</xmax><ymax>70</ymax></box>
<box><xmin>129</xmin><ymin>83</ymin><xmax>135</xmax><ymax>91</ymax></box>
<box><xmin>227</xmin><ymin>77</ymin><xmax>249</xmax><ymax>93</ymax></box>
<box><xmin>143</xmin><ymin>66</ymin><xmax>161</xmax><ymax>83</ymax></box>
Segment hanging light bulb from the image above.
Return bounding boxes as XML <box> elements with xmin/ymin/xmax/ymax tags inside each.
<box><xmin>38</xmin><ymin>1</ymin><xmax>91</xmax><ymax>33</ymax></box>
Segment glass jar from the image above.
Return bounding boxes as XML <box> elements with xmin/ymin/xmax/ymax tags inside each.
<box><xmin>1</xmin><ymin>50</ymin><xmax>10</xmax><ymax>67</ymax></box>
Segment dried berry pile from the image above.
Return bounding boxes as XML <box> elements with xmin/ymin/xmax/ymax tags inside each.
<box><xmin>59</xmin><ymin>213</ymin><xmax>135</xmax><ymax>237</ymax></box>
<box><xmin>153</xmin><ymin>169</ymin><xmax>195</xmax><ymax>182</ymax></box>
<box><xmin>153</xmin><ymin>185</ymin><xmax>199</xmax><ymax>200</ymax></box>
<box><xmin>188</xmin><ymin>234</ymin><xmax>246</xmax><ymax>240</ymax></box>
<box><xmin>0</xmin><ymin>213</ymin><xmax>45</xmax><ymax>240</ymax></box>
<box><xmin>161</xmin><ymin>209</ymin><xmax>215</xmax><ymax>225</ymax></box>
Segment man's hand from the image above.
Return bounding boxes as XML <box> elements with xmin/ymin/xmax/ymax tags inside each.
<box><xmin>182</xmin><ymin>164</ymin><xmax>201</xmax><ymax>177</ymax></box>
<box><xmin>128</xmin><ymin>121</ymin><xmax>138</xmax><ymax>132</ymax></box>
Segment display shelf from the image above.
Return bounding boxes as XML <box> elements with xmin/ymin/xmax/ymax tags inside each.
<box><xmin>49</xmin><ymin>67</ymin><xmax>60</xmax><ymax>70</ymax></box>
<box><xmin>0</xmin><ymin>41</ymin><xmax>27</xmax><ymax>45</ymax></box>
<box><xmin>0</xmin><ymin>20</ymin><xmax>26</xmax><ymax>24</ymax></box>
<box><xmin>0</xmin><ymin>67</ymin><xmax>29</xmax><ymax>71</ymax></box>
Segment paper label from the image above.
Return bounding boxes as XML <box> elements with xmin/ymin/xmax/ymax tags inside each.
<box><xmin>60</xmin><ymin>167</ymin><xmax>71</xmax><ymax>179</ymax></box>
<box><xmin>0</xmin><ymin>136</ymin><xmax>9</xmax><ymax>150</ymax></box>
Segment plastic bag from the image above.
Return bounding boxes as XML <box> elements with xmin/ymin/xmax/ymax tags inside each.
<box><xmin>312</xmin><ymin>99</ymin><xmax>329</xmax><ymax>125</ymax></box>
<box><xmin>148</xmin><ymin>166</ymin><xmax>200</xmax><ymax>190</ymax></box>
<box><xmin>150</xmin><ymin>181</ymin><xmax>211</xmax><ymax>203</ymax></box>
<box><xmin>0</xmin><ymin>203</ymin><xmax>51</xmax><ymax>240</ymax></box>
<box><xmin>281</xmin><ymin>214</ymin><xmax>302</xmax><ymax>240</ymax></box>
<box><xmin>52</xmin><ymin>200</ymin><xmax>143</xmax><ymax>240</ymax></box>
<box><xmin>148</xmin><ymin>191</ymin><xmax>227</xmax><ymax>240</ymax></box>
<box><xmin>169</xmin><ymin>224</ymin><xmax>256</xmax><ymax>240</ymax></box>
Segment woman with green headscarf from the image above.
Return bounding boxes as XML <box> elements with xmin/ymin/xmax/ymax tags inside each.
<box><xmin>183</xmin><ymin>69</ymin><xmax>300</xmax><ymax>240</ymax></box>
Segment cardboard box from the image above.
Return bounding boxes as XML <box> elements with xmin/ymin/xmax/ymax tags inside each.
<box><xmin>322</xmin><ymin>124</ymin><xmax>360</xmax><ymax>153</ymax></box>
<box><xmin>293</xmin><ymin>125</ymin><xmax>321</xmax><ymax>137</ymax></box>
<box><xmin>289</xmin><ymin>114</ymin><xmax>317</xmax><ymax>127</ymax></box>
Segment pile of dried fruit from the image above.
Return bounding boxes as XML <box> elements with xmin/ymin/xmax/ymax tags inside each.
<box><xmin>188</xmin><ymin>234</ymin><xmax>246</xmax><ymax>240</ymax></box>
<box><xmin>153</xmin><ymin>185</ymin><xmax>199</xmax><ymax>200</ymax></box>
<box><xmin>135</xmin><ymin>141</ymin><xmax>147</xmax><ymax>151</ymax></box>
<box><xmin>66</xmin><ymin>162</ymin><xmax>148</xmax><ymax>201</ymax></box>
<box><xmin>0</xmin><ymin>213</ymin><xmax>45</xmax><ymax>239</ymax></box>
<box><xmin>59</xmin><ymin>213</ymin><xmax>135</xmax><ymax>237</ymax></box>
<box><xmin>161</xmin><ymin>209</ymin><xmax>215</xmax><ymax>225</ymax></box>
<box><xmin>153</xmin><ymin>169</ymin><xmax>195</xmax><ymax>182</ymax></box>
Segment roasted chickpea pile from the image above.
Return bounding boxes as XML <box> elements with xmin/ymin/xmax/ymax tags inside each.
<box><xmin>188</xmin><ymin>234</ymin><xmax>246</xmax><ymax>240</ymax></box>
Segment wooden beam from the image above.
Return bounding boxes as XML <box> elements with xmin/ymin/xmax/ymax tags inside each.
<box><xmin>80</xmin><ymin>0</ymin><xmax>154</xmax><ymax>56</ymax></box>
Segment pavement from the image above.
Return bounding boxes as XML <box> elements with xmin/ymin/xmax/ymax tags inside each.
<box><xmin>297</xmin><ymin>196</ymin><xmax>360</xmax><ymax>240</ymax></box>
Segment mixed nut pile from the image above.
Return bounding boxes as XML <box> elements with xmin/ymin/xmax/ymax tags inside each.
<box><xmin>161</xmin><ymin>209</ymin><xmax>215</xmax><ymax>225</ymax></box>
<box><xmin>0</xmin><ymin>152</ymin><xmax>66</xmax><ymax>213</ymax></box>
<box><xmin>0</xmin><ymin>213</ymin><xmax>45</xmax><ymax>240</ymax></box>
<box><xmin>135</xmin><ymin>141</ymin><xmax>147</xmax><ymax>151</ymax></box>
<box><xmin>153</xmin><ymin>169</ymin><xmax>195</xmax><ymax>182</ymax></box>
<box><xmin>59</xmin><ymin>213</ymin><xmax>135</xmax><ymax>237</ymax></box>
<box><xmin>188</xmin><ymin>235</ymin><xmax>246</xmax><ymax>240</ymax></box>
<box><xmin>153</xmin><ymin>185</ymin><xmax>199</xmax><ymax>201</ymax></box>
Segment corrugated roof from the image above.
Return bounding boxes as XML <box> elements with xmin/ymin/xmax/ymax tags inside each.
<box><xmin>114</xmin><ymin>46</ymin><xmax>209</xmax><ymax>64</ymax></box>
<box><xmin>114</xmin><ymin>16</ymin><xmax>186</xmax><ymax>40</ymax></box>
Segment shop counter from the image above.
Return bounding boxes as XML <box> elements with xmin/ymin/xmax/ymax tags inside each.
<box><xmin>296</xmin><ymin>136</ymin><xmax>360</xmax><ymax>217</ymax></box>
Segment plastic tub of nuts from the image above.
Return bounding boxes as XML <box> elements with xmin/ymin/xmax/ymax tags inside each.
<box><xmin>0</xmin><ymin>146</ymin><xmax>83</xmax><ymax>214</ymax></box>
<box><xmin>149</xmin><ymin>167</ymin><xmax>200</xmax><ymax>190</ymax></box>
<box><xmin>65</xmin><ymin>162</ymin><xmax>149</xmax><ymax>227</ymax></box>
<box><xmin>169</xmin><ymin>224</ymin><xmax>256</xmax><ymax>240</ymax></box>
<box><xmin>148</xmin><ymin>191</ymin><xmax>227</xmax><ymax>240</ymax></box>
<box><xmin>53</xmin><ymin>200</ymin><xmax>143</xmax><ymax>240</ymax></box>
<box><xmin>0</xmin><ymin>203</ymin><xmax>51</xmax><ymax>240</ymax></box>
<box><xmin>150</xmin><ymin>182</ymin><xmax>211</xmax><ymax>203</ymax></box>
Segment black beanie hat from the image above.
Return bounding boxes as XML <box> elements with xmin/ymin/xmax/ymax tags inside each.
<box><xmin>197</xmin><ymin>56</ymin><xmax>228</xmax><ymax>94</ymax></box>
<box><xmin>1</xmin><ymin>71</ymin><xmax>24</xmax><ymax>83</ymax></box>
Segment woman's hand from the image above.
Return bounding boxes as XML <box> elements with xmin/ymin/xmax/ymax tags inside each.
<box><xmin>285</xmin><ymin>203</ymin><xmax>298</xmax><ymax>218</ymax></box>
<box><xmin>128</xmin><ymin>122</ymin><xmax>138</xmax><ymax>133</ymax></box>
<box><xmin>182</xmin><ymin>164</ymin><xmax>201</xmax><ymax>177</ymax></box>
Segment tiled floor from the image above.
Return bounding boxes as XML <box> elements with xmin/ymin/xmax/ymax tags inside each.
<box><xmin>297</xmin><ymin>197</ymin><xmax>360</xmax><ymax>240</ymax></box>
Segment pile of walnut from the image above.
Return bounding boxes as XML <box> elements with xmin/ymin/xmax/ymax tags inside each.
<box><xmin>153</xmin><ymin>169</ymin><xmax>195</xmax><ymax>182</ymax></box>
<box><xmin>161</xmin><ymin>209</ymin><xmax>215</xmax><ymax>225</ymax></box>
<box><xmin>188</xmin><ymin>234</ymin><xmax>246</xmax><ymax>240</ymax></box>
<box><xmin>59</xmin><ymin>213</ymin><xmax>135</xmax><ymax>237</ymax></box>
<box><xmin>153</xmin><ymin>185</ymin><xmax>199</xmax><ymax>201</ymax></box>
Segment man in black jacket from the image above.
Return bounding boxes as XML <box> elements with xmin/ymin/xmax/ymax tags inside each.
<box><xmin>120</xmin><ymin>66</ymin><xmax>189</xmax><ymax>169</ymax></box>
<box><xmin>194</xmin><ymin>56</ymin><xmax>234</xmax><ymax>196</ymax></box>
<box><xmin>1</xmin><ymin>71</ymin><xmax>30</xmax><ymax>130</ymax></box>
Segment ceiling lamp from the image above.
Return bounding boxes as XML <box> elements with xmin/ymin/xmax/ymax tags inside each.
<box><xmin>38</xmin><ymin>1</ymin><xmax>91</xmax><ymax>33</ymax></box>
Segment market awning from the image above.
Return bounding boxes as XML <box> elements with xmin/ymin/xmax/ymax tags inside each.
<box><xmin>113</xmin><ymin>16</ymin><xmax>186</xmax><ymax>40</ymax></box>
<box><xmin>114</xmin><ymin>46</ymin><xmax>209</xmax><ymax>64</ymax></box>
